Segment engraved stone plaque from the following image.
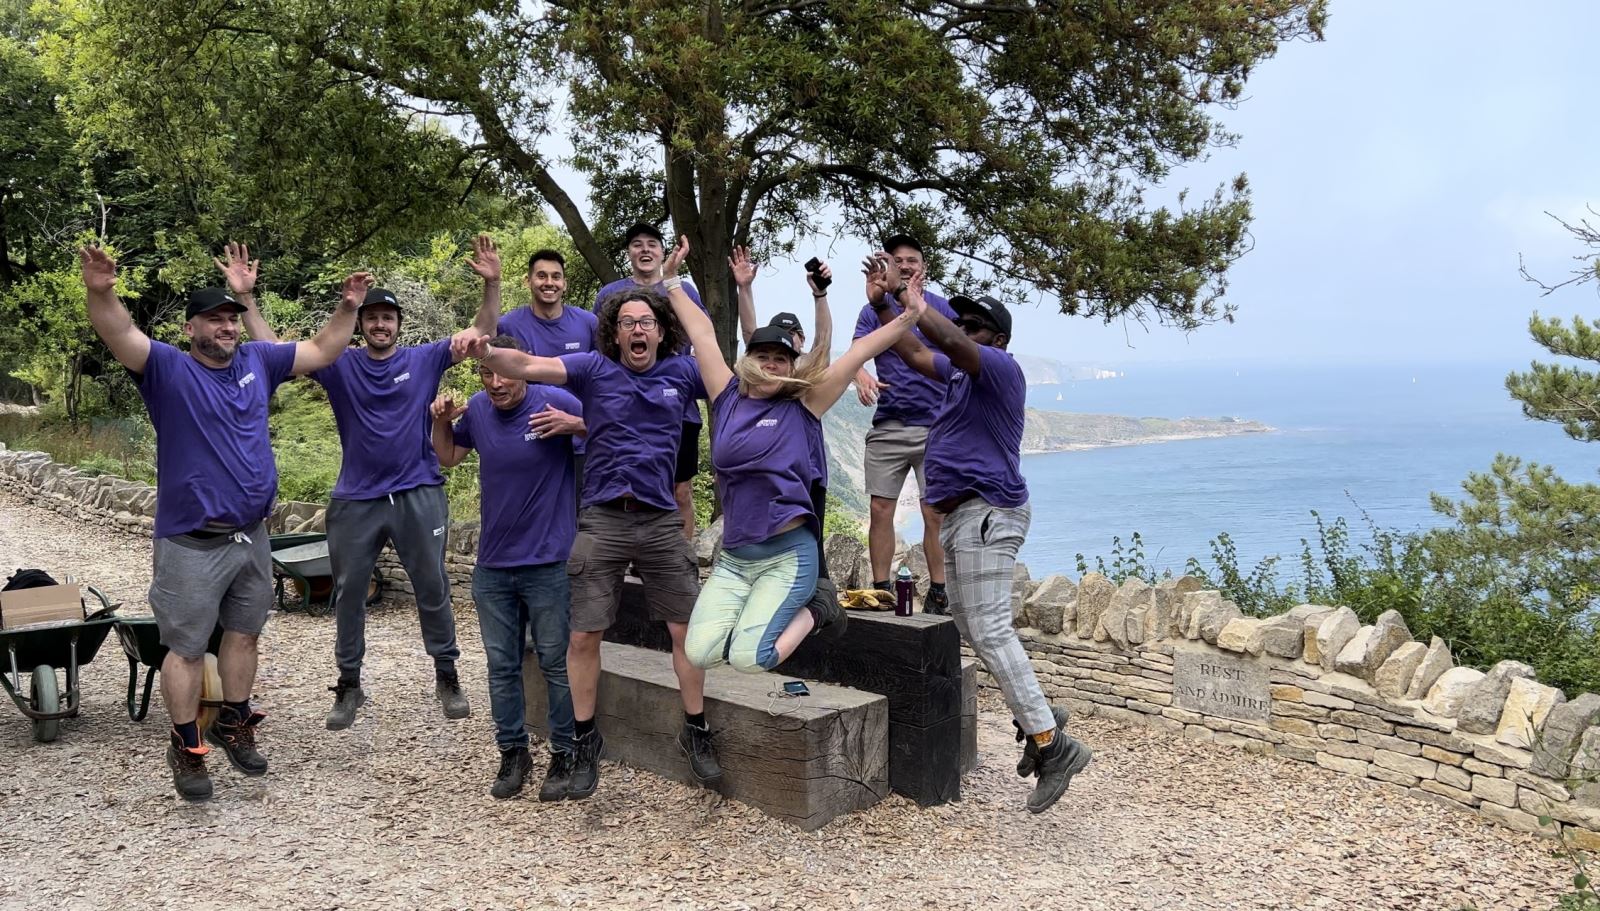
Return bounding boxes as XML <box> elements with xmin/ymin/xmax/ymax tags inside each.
<box><xmin>1172</xmin><ymin>648</ymin><xmax>1271</xmax><ymax>723</ymax></box>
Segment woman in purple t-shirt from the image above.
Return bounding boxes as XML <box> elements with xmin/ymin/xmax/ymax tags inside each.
<box><xmin>658</xmin><ymin>238</ymin><xmax>926</xmax><ymax>673</ymax></box>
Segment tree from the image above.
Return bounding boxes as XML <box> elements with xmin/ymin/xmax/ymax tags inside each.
<box><xmin>56</xmin><ymin>0</ymin><xmax>1325</xmax><ymax>361</ymax></box>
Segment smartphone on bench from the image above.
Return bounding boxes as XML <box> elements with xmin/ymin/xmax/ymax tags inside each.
<box><xmin>783</xmin><ymin>680</ymin><xmax>810</xmax><ymax>697</ymax></box>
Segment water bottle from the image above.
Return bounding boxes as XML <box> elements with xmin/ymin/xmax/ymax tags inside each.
<box><xmin>894</xmin><ymin>566</ymin><xmax>914</xmax><ymax>617</ymax></box>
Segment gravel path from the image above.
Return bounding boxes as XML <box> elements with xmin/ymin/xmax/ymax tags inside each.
<box><xmin>0</xmin><ymin>490</ymin><xmax>1575</xmax><ymax>910</ymax></box>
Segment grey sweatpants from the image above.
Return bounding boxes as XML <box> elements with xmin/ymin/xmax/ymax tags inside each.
<box><xmin>329</xmin><ymin>484</ymin><xmax>459</xmax><ymax>679</ymax></box>
<box><xmin>939</xmin><ymin>499</ymin><xmax>1054</xmax><ymax>735</ymax></box>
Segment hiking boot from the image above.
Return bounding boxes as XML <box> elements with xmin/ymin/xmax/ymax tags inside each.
<box><xmin>326</xmin><ymin>680</ymin><xmax>365</xmax><ymax>731</ymax></box>
<box><xmin>924</xmin><ymin>587</ymin><xmax>950</xmax><ymax>616</ymax></box>
<box><xmin>678</xmin><ymin>721</ymin><xmax>723</xmax><ymax>786</ymax></box>
<box><xmin>1016</xmin><ymin>705</ymin><xmax>1072</xmax><ymax>777</ymax></box>
<box><xmin>568</xmin><ymin>729</ymin><xmax>604</xmax><ymax>800</ymax></box>
<box><xmin>166</xmin><ymin>730</ymin><xmax>213</xmax><ymax>802</ymax></box>
<box><xmin>491</xmin><ymin>746</ymin><xmax>533</xmax><ymax>800</ymax></box>
<box><xmin>539</xmin><ymin>748</ymin><xmax>575</xmax><ymax>802</ymax></box>
<box><xmin>436</xmin><ymin>668</ymin><xmax>471</xmax><ymax>720</ymax></box>
<box><xmin>1027</xmin><ymin>727</ymin><xmax>1093</xmax><ymax>814</ymax></box>
<box><xmin>206</xmin><ymin>706</ymin><xmax>269</xmax><ymax>776</ymax></box>
<box><xmin>806</xmin><ymin>578</ymin><xmax>847</xmax><ymax>641</ymax></box>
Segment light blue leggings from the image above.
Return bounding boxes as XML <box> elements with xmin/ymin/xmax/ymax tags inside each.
<box><xmin>685</xmin><ymin>527</ymin><xmax>818</xmax><ymax>672</ymax></box>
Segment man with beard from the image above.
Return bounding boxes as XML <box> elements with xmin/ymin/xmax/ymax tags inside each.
<box><xmin>593</xmin><ymin>223</ymin><xmax>707</xmax><ymax>539</ymax></box>
<box><xmin>229</xmin><ymin>238</ymin><xmax>499</xmax><ymax>730</ymax></box>
<box><xmin>852</xmin><ymin>235</ymin><xmax>958</xmax><ymax>613</ymax></box>
<box><xmin>455</xmin><ymin>289</ymin><xmax>717</xmax><ymax>800</ymax></box>
<box><xmin>79</xmin><ymin>244</ymin><xmax>361</xmax><ymax>801</ymax></box>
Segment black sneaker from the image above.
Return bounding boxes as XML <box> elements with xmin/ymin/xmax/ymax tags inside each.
<box><xmin>539</xmin><ymin>749</ymin><xmax>575</xmax><ymax>802</ymax></box>
<box><xmin>167</xmin><ymin>730</ymin><xmax>214</xmax><ymax>801</ymax></box>
<box><xmin>1027</xmin><ymin>727</ymin><xmax>1093</xmax><ymax>814</ymax></box>
<box><xmin>806</xmin><ymin>578</ymin><xmax>848</xmax><ymax>641</ymax></box>
<box><xmin>924</xmin><ymin>587</ymin><xmax>950</xmax><ymax>616</ymax></box>
<box><xmin>326</xmin><ymin>679</ymin><xmax>365</xmax><ymax>731</ymax></box>
<box><xmin>436</xmin><ymin>667</ymin><xmax>470</xmax><ymax>720</ymax></box>
<box><xmin>491</xmin><ymin>746</ymin><xmax>533</xmax><ymax>799</ymax></box>
<box><xmin>678</xmin><ymin>721</ymin><xmax>723</xmax><ymax>785</ymax></box>
<box><xmin>1015</xmin><ymin>706</ymin><xmax>1072</xmax><ymax>778</ymax></box>
<box><xmin>206</xmin><ymin>706</ymin><xmax>269</xmax><ymax>776</ymax></box>
<box><xmin>568</xmin><ymin>729</ymin><xmax>604</xmax><ymax>800</ymax></box>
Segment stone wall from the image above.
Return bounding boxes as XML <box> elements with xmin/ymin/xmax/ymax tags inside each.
<box><xmin>8</xmin><ymin>442</ymin><xmax>1600</xmax><ymax>845</ymax></box>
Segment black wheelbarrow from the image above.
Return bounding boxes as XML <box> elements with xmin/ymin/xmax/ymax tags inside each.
<box><xmin>270</xmin><ymin>532</ymin><xmax>383</xmax><ymax>616</ymax></box>
<box><xmin>115</xmin><ymin>618</ymin><xmax>225</xmax><ymax>725</ymax></box>
<box><xmin>0</xmin><ymin>586</ymin><xmax>117</xmax><ymax>742</ymax></box>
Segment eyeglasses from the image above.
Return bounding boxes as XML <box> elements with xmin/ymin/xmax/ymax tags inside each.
<box><xmin>955</xmin><ymin>318</ymin><xmax>994</xmax><ymax>333</ymax></box>
<box><xmin>618</xmin><ymin>317</ymin><xmax>659</xmax><ymax>331</ymax></box>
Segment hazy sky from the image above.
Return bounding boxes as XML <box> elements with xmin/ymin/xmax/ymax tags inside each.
<box><xmin>694</xmin><ymin>2</ymin><xmax>1600</xmax><ymax>368</ymax></box>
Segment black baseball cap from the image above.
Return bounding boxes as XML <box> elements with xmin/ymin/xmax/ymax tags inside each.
<box><xmin>747</xmin><ymin>324</ymin><xmax>801</xmax><ymax>359</ymax></box>
<box><xmin>185</xmin><ymin>288</ymin><xmax>244</xmax><ymax>320</ymax></box>
<box><xmin>624</xmin><ymin>222</ymin><xmax>665</xmax><ymax>246</ymax></box>
<box><xmin>769</xmin><ymin>312</ymin><xmax>803</xmax><ymax>334</ymax></box>
<box><xmin>950</xmin><ymin>293</ymin><xmax>1012</xmax><ymax>336</ymax></box>
<box><xmin>360</xmin><ymin>288</ymin><xmax>401</xmax><ymax>313</ymax></box>
<box><xmin>883</xmin><ymin>233</ymin><xmax>923</xmax><ymax>255</ymax></box>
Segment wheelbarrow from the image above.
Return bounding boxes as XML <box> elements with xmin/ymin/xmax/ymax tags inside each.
<box><xmin>270</xmin><ymin>532</ymin><xmax>383</xmax><ymax>617</ymax></box>
<box><xmin>0</xmin><ymin>586</ymin><xmax>118</xmax><ymax>742</ymax></box>
<box><xmin>115</xmin><ymin>618</ymin><xmax>225</xmax><ymax>726</ymax></box>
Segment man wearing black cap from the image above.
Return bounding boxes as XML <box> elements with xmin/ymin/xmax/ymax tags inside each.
<box><xmin>853</xmin><ymin>234</ymin><xmax>956</xmax><ymax>613</ymax></box>
<box><xmin>235</xmin><ymin>238</ymin><xmax>501</xmax><ymax>731</ymax></box>
<box><xmin>873</xmin><ymin>268</ymin><xmax>1092</xmax><ymax>815</ymax></box>
<box><xmin>593</xmin><ymin>222</ymin><xmax>709</xmax><ymax>539</ymax></box>
<box><xmin>79</xmin><ymin>244</ymin><xmax>363</xmax><ymax>801</ymax></box>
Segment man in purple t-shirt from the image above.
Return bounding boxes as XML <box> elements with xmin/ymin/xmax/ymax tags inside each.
<box><xmin>237</xmin><ymin>235</ymin><xmax>500</xmax><ymax>732</ymax></box>
<box><xmin>592</xmin><ymin>222</ymin><xmax>708</xmax><ymax>540</ymax></box>
<box><xmin>852</xmin><ymin>234</ymin><xmax>955</xmax><ymax>614</ymax></box>
<box><xmin>431</xmin><ymin>336</ymin><xmax>584</xmax><ymax>802</ymax></box>
<box><xmin>878</xmin><ymin>272</ymin><xmax>1093</xmax><ymax>816</ymax></box>
<box><xmin>79</xmin><ymin>244</ymin><xmax>361</xmax><ymax>802</ymax></box>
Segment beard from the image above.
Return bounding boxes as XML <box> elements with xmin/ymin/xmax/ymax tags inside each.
<box><xmin>193</xmin><ymin>335</ymin><xmax>236</xmax><ymax>364</ymax></box>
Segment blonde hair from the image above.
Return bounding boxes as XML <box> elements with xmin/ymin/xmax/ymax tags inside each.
<box><xmin>734</xmin><ymin>347</ymin><xmax>828</xmax><ymax>397</ymax></box>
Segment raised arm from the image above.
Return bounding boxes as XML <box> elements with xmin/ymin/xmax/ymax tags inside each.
<box><xmin>430</xmin><ymin>394</ymin><xmax>471</xmax><ymax>468</ymax></box>
<box><xmin>907</xmin><ymin>287</ymin><xmax>983</xmax><ymax>376</ymax></box>
<box><xmin>802</xmin><ymin>266</ymin><xmax>924</xmax><ymax>416</ymax></box>
<box><xmin>661</xmin><ymin>236</ymin><xmax>734</xmax><ymax>399</ymax></box>
<box><xmin>730</xmin><ymin>246</ymin><xmax>758</xmax><ymax>345</ymax></box>
<box><xmin>215</xmin><ymin>241</ymin><xmax>278</xmax><ymax>342</ymax></box>
<box><xmin>463</xmin><ymin>233</ymin><xmax>503</xmax><ymax>346</ymax></box>
<box><xmin>457</xmin><ymin>334</ymin><xmax>569</xmax><ymax>385</ymax></box>
<box><xmin>78</xmin><ymin>246</ymin><xmax>151</xmax><ymax>373</ymax></box>
<box><xmin>804</xmin><ymin>260</ymin><xmax>834</xmax><ymax>370</ymax></box>
<box><xmin>290</xmin><ymin>272</ymin><xmax>364</xmax><ymax>376</ymax></box>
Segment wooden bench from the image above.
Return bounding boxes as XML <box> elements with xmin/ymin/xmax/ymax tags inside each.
<box><xmin>602</xmin><ymin>580</ymin><xmax>977</xmax><ymax>806</ymax></box>
<box><xmin>523</xmin><ymin>641</ymin><xmax>889</xmax><ymax>831</ymax></box>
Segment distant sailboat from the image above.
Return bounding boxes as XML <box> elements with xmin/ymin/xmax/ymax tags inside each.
<box><xmin>1056</xmin><ymin>392</ymin><xmax>1063</xmax><ymax>401</ymax></box>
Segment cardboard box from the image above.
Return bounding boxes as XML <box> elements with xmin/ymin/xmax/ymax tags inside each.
<box><xmin>0</xmin><ymin>583</ymin><xmax>84</xmax><ymax>630</ymax></box>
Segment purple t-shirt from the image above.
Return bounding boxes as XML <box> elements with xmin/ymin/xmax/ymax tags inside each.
<box><xmin>309</xmin><ymin>340</ymin><xmax>453</xmax><ymax>500</ymax></box>
<box><xmin>451</xmin><ymin>386</ymin><xmax>582</xmax><ymax>568</ymax></box>
<box><xmin>558</xmin><ymin>351</ymin><xmax>706</xmax><ymax>511</ymax></box>
<box><xmin>852</xmin><ymin>290</ymin><xmax>958</xmax><ymax>426</ymax></box>
<box><xmin>710</xmin><ymin>384</ymin><xmax>820</xmax><ymax>549</ymax></box>
<box><xmin>497</xmin><ymin>305</ymin><xmax>599</xmax><ymax>456</ymax></box>
<box><xmin>806</xmin><ymin>418</ymin><xmax>828</xmax><ymax>489</ymax></box>
<box><xmin>594</xmin><ymin>278</ymin><xmax>707</xmax><ymax>425</ymax></box>
<box><xmin>924</xmin><ymin>346</ymin><xmax>1029</xmax><ymax>508</ymax></box>
<box><xmin>135</xmin><ymin>339</ymin><xmax>298</xmax><ymax>538</ymax></box>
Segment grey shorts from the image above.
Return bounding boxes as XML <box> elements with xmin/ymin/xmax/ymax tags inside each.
<box><xmin>567</xmin><ymin>504</ymin><xmax>699</xmax><ymax>632</ymax></box>
<box><xmin>864</xmin><ymin>420</ymin><xmax>930</xmax><ymax>501</ymax></box>
<box><xmin>148</xmin><ymin>522</ymin><xmax>273</xmax><ymax>659</ymax></box>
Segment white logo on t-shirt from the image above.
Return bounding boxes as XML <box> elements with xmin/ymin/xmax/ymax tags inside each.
<box><xmin>757</xmin><ymin>418</ymin><xmax>778</xmax><ymax>428</ymax></box>
<box><xmin>523</xmin><ymin>431</ymin><xmax>542</xmax><ymax>442</ymax></box>
<box><xmin>393</xmin><ymin>372</ymin><xmax>412</xmax><ymax>384</ymax></box>
<box><xmin>564</xmin><ymin>342</ymin><xmax>581</xmax><ymax>350</ymax></box>
<box><xmin>662</xmin><ymin>387</ymin><xmax>679</xmax><ymax>399</ymax></box>
<box><xmin>238</xmin><ymin>372</ymin><xmax>257</xmax><ymax>389</ymax></box>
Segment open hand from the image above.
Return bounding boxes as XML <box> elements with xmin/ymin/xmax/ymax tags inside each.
<box><xmin>728</xmin><ymin>246</ymin><xmax>757</xmax><ymax>289</ymax></box>
<box><xmin>213</xmin><ymin>241</ymin><xmax>259</xmax><ymax>296</ymax></box>
<box><xmin>466</xmin><ymin>234</ymin><xmax>501</xmax><ymax>283</ymax></box>
<box><xmin>856</xmin><ymin>372</ymin><xmax>883</xmax><ymax>407</ymax></box>
<box><xmin>861</xmin><ymin>252</ymin><xmax>896</xmax><ymax>304</ymax></box>
<box><xmin>79</xmin><ymin>246</ymin><xmax>117</xmax><ymax>294</ymax></box>
<box><xmin>339</xmin><ymin>272</ymin><xmax>374</xmax><ymax>312</ymax></box>
<box><xmin>528</xmin><ymin>404</ymin><xmax>584</xmax><ymax>438</ymax></box>
<box><xmin>900</xmin><ymin>274</ymin><xmax>927</xmax><ymax>322</ymax></box>
<box><xmin>431</xmin><ymin>393</ymin><xmax>467</xmax><ymax>422</ymax></box>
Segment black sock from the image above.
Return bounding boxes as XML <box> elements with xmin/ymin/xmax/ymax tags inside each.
<box><xmin>685</xmin><ymin>711</ymin><xmax>707</xmax><ymax>730</ymax></box>
<box><xmin>174</xmin><ymin>721</ymin><xmax>201</xmax><ymax>749</ymax></box>
<box><xmin>873</xmin><ymin>579</ymin><xmax>891</xmax><ymax>592</ymax></box>
<box><xmin>929</xmin><ymin>581</ymin><xmax>946</xmax><ymax>595</ymax></box>
<box><xmin>225</xmin><ymin>699</ymin><xmax>252</xmax><ymax>721</ymax></box>
<box><xmin>575</xmin><ymin>716</ymin><xmax>596</xmax><ymax>738</ymax></box>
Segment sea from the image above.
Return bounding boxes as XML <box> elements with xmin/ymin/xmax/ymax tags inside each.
<box><xmin>898</xmin><ymin>363</ymin><xmax>1597</xmax><ymax>579</ymax></box>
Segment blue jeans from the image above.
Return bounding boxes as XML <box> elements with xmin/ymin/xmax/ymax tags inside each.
<box><xmin>471</xmin><ymin>563</ymin><xmax>575</xmax><ymax>752</ymax></box>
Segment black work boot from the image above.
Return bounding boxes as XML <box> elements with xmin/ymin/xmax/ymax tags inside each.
<box><xmin>539</xmin><ymin>748</ymin><xmax>575</xmax><ymax>802</ymax></box>
<box><xmin>436</xmin><ymin>666</ymin><xmax>471</xmax><ymax>720</ymax></box>
<box><xmin>326</xmin><ymin>678</ymin><xmax>365</xmax><ymax>731</ymax></box>
<box><xmin>567</xmin><ymin>728</ymin><xmax>604</xmax><ymax>800</ymax></box>
<box><xmin>924</xmin><ymin>587</ymin><xmax>950</xmax><ymax>616</ymax></box>
<box><xmin>491</xmin><ymin>746</ymin><xmax>533</xmax><ymax>799</ymax></box>
<box><xmin>678</xmin><ymin>720</ymin><xmax>724</xmax><ymax>786</ymax></box>
<box><xmin>1026</xmin><ymin>716</ymin><xmax>1092</xmax><ymax>814</ymax></box>
<box><xmin>167</xmin><ymin>730</ymin><xmax>214</xmax><ymax>802</ymax></box>
<box><xmin>805</xmin><ymin>577</ymin><xmax>848</xmax><ymax>641</ymax></box>
<box><xmin>1016</xmin><ymin>705</ymin><xmax>1072</xmax><ymax>777</ymax></box>
<box><xmin>206</xmin><ymin>705</ymin><xmax>269</xmax><ymax>776</ymax></box>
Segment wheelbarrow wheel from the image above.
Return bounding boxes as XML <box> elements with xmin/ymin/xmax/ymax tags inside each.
<box><xmin>30</xmin><ymin>665</ymin><xmax>60</xmax><ymax>743</ymax></box>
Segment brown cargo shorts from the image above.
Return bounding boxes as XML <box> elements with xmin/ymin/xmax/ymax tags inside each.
<box><xmin>567</xmin><ymin>502</ymin><xmax>699</xmax><ymax>632</ymax></box>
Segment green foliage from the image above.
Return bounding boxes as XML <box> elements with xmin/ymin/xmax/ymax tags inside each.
<box><xmin>1075</xmin><ymin>533</ymin><xmax>1167</xmax><ymax>584</ymax></box>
